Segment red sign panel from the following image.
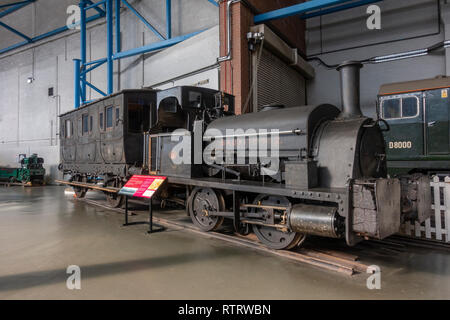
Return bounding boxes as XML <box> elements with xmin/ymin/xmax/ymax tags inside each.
<box><xmin>118</xmin><ymin>175</ymin><xmax>166</xmax><ymax>198</ymax></box>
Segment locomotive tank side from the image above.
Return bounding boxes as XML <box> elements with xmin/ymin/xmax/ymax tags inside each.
<box><xmin>204</xmin><ymin>104</ymin><xmax>340</xmax><ymax>180</ymax></box>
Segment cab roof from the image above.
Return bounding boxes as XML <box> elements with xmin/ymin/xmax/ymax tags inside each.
<box><xmin>378</xmin><ymin>76</ymin><xmax>450</xmax><ymax>96</ymax></box>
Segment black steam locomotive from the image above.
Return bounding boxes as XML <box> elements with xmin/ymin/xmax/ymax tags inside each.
<box><xmin>60</xmin><ymin>62</ymin><xmax>431</xmax><ymax>250</ymax></box>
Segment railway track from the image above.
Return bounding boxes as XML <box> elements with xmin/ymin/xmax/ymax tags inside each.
<box><xmin>78</xmin><ymin>198</ymin><xmax>373</xmax><ymax>276</ymax></box>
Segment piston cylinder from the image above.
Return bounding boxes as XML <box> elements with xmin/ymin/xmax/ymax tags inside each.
<box><xmin>288</xmin><ymin>204</ymin><xmax>343</xmax><ymax>238</ymax></box>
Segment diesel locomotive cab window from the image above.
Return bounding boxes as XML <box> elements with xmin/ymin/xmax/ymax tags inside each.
<box><xmin>128</xmin><ymin>103</ymin><xmax>149</xmax><ymax>133</ymax></box>
<box><xmin>382</xmin><ymin>99</ymin><xmax>401</xmax><ymax>119</ymax></box>
<box><xmin>106</xmin><ymin>106</ymin><xmax>113</xmax><ymax>129</ymax></box>
<box><xmin>402</xmin><ymin>97</ymin><xmax>419</xmax><ymax>117</ymax></box>
<box><xmin>382</xmin><ymin>96</ymin><xmax>419</xmax><ymax>119</ymax></box>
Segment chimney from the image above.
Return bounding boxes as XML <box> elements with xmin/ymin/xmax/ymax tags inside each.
<box><xmin>337</xmin><ymin>61</ymin><xmax>363</xmax><ymax>118</ymax></box>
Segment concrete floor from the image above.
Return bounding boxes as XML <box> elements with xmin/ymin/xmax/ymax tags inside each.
<box><xmin>0</xmin><ymin>186</ymin><xmax>449</xmax><ymax>299</ymax></box>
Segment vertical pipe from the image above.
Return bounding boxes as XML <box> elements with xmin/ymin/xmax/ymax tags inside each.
<box><xmin>73</xmin><ymin>59</ymin><xmax>81</xmax><ymax>108</ymax></box>
<box><xmin>115</xmin><ymin>0</ymin><xmax>121</xmax><ymax>53</ymax></box>
<box><xmin>337</xmin><ymin>60</ymin><xmax>363</xmax><ymax>118</ymax></box>
<box><xmin>79</xmin><ymin>1</ymin><xmax>87</xmax><ymax>103</ymax></box>
<box><xmin>106</xmin><ymin>0</ymin><xmax>113</xmax><ymax>94</ymax></box>
<box><xmin>166</xmin><ymin>0</ymin><xmax>171</xmax><ymax>39</ymax></box>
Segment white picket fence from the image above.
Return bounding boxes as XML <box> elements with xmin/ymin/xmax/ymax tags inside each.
<box><xmin>402</xmin><ymin>176</ymin><xmax>450</xmax><ymax>242</ymax></box>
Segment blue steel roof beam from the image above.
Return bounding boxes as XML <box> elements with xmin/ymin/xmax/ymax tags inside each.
<box><xmin>299</xmin><ymin>0</ymin><xmax>383</xmax><ymax>19</ymax></box>
<box><xmin>112</xmin><ymin>29</ymin><xmax>204</xmax><ymax>60</ymax></box>
<box><xmin>85</xmin><ymin>81</ymin><xmax>107</xmax><ymax>96</ymax></box>
<box><xmin>207</xmin><ymin>0</ymin><xmax>219</xmax><ymax>7</ymax></box>
<box><xmin>121</xmin><ymin>0</ymin><xmax>166</xmax><ymax>41</ymax></box>
<box><xmin>81</xmin><ymin>59</ymin><xmax>107</xmax><ymax>75</ymax></box>
<box><xmin>84</xmin><ymin>57</ymin><xmax>107</xmax><ymax>66</ymax></box>
<box><xmin>0</xmin><ymin>0</ymin><xmax>35</xmax><ymax>19</ymax></box>
<box><xmin>0</xmin><ymin>40</ymin><xmax>28</xmax><ymax>54</ymax></box>
<box><xmin>254</xmin><ymin>0</ymin><xmax>354</xmax><ymax>24</ymax></box>
<box><xmin>85</xmin><ymin>0</ymin><xmax>106</xmax><ymax>16</ymax></box>
<box><xmin>0</xmin><ymin>21</ymin><xmax>32</xmax><ymax>42</ymax></box>
<box><xmin>32</xmin><ymin>12</ymin><xmax>104</xmax><ymax>41</ymax></box>
<box><xmin>0</xmin><ymin>12</ymin><xmax>104</xmax><ymax>55</ymax></box>
<box><xmin>0</xmin><ymin>0</ymin><xmax>32</xmax><ymax>10</ymax></box>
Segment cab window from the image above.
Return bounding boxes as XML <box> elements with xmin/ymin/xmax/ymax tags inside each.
<box><xmin>382</xmin><ymin>99</ymin><xmax>400</xmax><ymax>119</ymax></box>
<box><xmin>128</xmin><ymin>103</ymin><xmax>150</xmax><ymax>133</ymax></box>
<box><xmin>402</xmin><ymin>97</ymin><xmax>418</xmax><ymax>117</ymax></box>
<box><xmin>382</xmin><ymin>96</ymin><xmax>418</xmax><ymax>119</ymax></box>
<box><xmin>189</xmin><ymin>91</ymin><xmax>202</xmax><ymax>108</ymax></box>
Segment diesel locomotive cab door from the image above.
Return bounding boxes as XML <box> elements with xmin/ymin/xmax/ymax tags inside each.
<box><xmin>425</xmin><ymin>89</ymin><xmax>450</xmax><ymax>155</ymax></box>
<box><xmin>380</xmin><ymin>93</ymin><xmax>423</xmax><ymax>160</ymax></box>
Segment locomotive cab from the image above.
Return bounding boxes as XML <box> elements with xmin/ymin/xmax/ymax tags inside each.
<box><xmin>378</xmin><ymin>76</ymin><xmax>450</xmax><ymax>175</ymax></box>
<box><xmin>153</xmin><ymin>86</ymin><xmax>235</xmax><ymax>132</ymax></box>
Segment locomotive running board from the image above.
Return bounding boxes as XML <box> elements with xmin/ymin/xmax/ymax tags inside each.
<box><xmin>55</xmin><ymin>180</ymin><xmax>120</xmax><ymax>193</ymax></box>
<box><xmin>166</xmin><ymin>176</ymin><xmax>347</xmax><ymax>201</ymax></box>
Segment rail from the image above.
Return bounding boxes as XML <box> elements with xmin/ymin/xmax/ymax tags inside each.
<box><xmin>55</xmin><ymin>179</ymin><xmax>119</xmax><ymax>193</ymax></box>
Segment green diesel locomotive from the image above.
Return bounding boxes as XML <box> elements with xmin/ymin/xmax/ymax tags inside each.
<box><xmin>0</xmin><ymin>154</ymin><xmax>45</xmax><ymax>184</ymax></box>
<box><xmin>378</xmin><ymin>76</ymin><xmax>450</xmax><ymax>175</ymax></box>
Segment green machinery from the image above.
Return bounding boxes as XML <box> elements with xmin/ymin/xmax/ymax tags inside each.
<box><xmin>378</xmin><ymin>76</ymin><xmax>450</xmax><ymax>175</ymax></box>
<box><xmin>0</xmin><ymin>154</ymin><xmax>45</xmax><ymax>184</ymax></box>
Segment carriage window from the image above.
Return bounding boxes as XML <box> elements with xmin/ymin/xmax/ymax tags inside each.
<box><xmin>82</xmin><ymin>114</ymin><xmax>89</xmax><ymax>135</ymax></box>
<box><xmin>65</xmin><ymin>120</ymin><xmax>72</xmax><ymax>138</ymax></box>
<box><xmin>402</xmin><ymin>97</ymin><xmax>419</xmax><ymax>118</ymax></box>
<box><xmin>382</xmin><ymin>99</ymin><xmax>401</xmax><ymax>119</ymax></box>
<box><xmin>99</xmin><ymin>112</ymin><xmax>104</xmax><ymax>130</ymax></box>
<box><xmin>106</xmin><ymin>106</ymin><xmax>113</xmax><ymax>128</ymax></box>
<box><xmin>128</xmin><ymin>103</ymin><xmax>149</xmax><ymax>133</ymax></box>
<box><xmin>89</xmin><ymin>116</ymin><xmax>93</xmax><ymax>132</ymax></box>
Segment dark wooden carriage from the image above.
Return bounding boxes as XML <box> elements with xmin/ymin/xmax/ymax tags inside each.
<box><xmin>59</xmin><ymin>89</ymin><xmax>157</xmax><ymax>204</ymax></box>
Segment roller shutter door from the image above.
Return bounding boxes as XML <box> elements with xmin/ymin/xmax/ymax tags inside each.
<box><xmin>253</xmin><ymin>48</ymin><xmax>306</xmax><ymax>112</ymax></box>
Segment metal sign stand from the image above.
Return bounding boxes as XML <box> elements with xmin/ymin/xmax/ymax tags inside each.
<box><xmin>123</xmin><ymin>196</ymin><xmax>165</xmax><ymax>234</ymax></box>
<box><xmin>148</xmin><ymin>197</ymin><xmax>165</xmax><ymax>234</ymax></box>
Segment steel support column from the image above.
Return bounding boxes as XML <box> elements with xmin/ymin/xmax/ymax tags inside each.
<box><xmin>74</xmin><ymin>59</ymin><xmax>82</xmax><ymax>108</ymax></box>
<box><xmin>79</xmin><ymin>1</ymin><xmax>87</xmax><ymax>102</ymax></box>
<box><xmin>115</xmin><ymin>0</ymin><xmax>121</xmax><ymax>53</ymax></box>
<box><xmin>106</xmin><ymin>0</ymin><xmax>113</xmax><ymax>94</ymax></box>
<box><xmin>166</xmin><ymin>0</ymin><xmax>171</xmax><ymax>39</ymax></box>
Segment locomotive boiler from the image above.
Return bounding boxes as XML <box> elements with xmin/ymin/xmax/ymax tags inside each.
<box><xmin>147</xmin><ymin>61</ymin><xmax>431</xmax><ymax>249</ymax></box>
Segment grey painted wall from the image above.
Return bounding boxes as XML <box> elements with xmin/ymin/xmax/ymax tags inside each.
<box><xmin>306</xmin><ymin>0</ymin><xmax>445</xmax><ymax>117</ymax></box>
<box><xmin>0</xmin><ymin>0</ymin><xmax>219</xmax><ymax>180</ymax></box>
